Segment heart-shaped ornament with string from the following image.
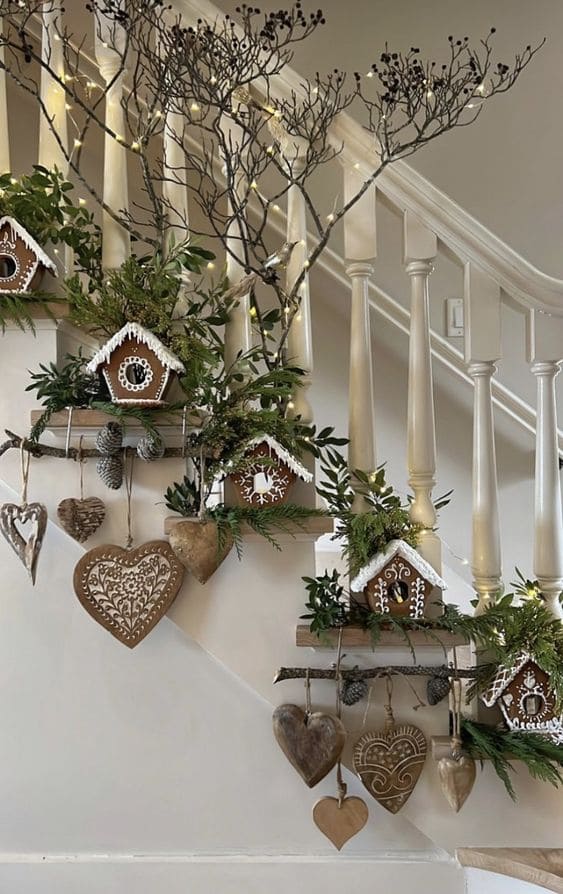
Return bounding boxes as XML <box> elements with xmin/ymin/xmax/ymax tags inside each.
<box><xmin>273</xmin><ymin>704</ymin><xmax>346</xmax><ymax>787</ymax></box>
<box><xmin>353</xmin><ymin>676</ymin><xmax>427</xmax><ymax>814</ymax></box>
<box><xmin>437</xmin><ymin>677</ymin><xmax>476</xmax><ymax>812</ymax></box>
<box><xmin>0</xmin><ymin>444</ymin><xmax>47</xmax><ymax>584</ymax></box>
<box><xmin>313</xmin><ymin>795</ymin><xmax>368</xmax><ymax>850</ymax></box>
<box><xmin>168</xmin><ymin>518</ymin><xmax>233</xmax><ymax>584</ymax></box>
<box><xmin>57</xmin><ymin>438</ymin><xmax>105</xmax><ymax>543</ymax></box>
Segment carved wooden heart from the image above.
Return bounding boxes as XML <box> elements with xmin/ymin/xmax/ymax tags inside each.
<box><xmin>353</xmin><ymin>725</ymin><xmax>427</xmax><ymax>813</ymax></box>
<box><xmin>0</xmin><ymin>501</ymin><xmax>47</xmax><ymax>585</ymax></box>
<box><xmin>437</xmin><ymin>751</ymin><xmax>476</xmax><ymax>812</ymax></box>
<box><xmin>313</xmin><ymin>796</ymin><xmax>368</xmax><ymax>850</ymax></box>
<box><xmin>57</xmin><ymin>497</ymin><xmax>106</xmax><ymax>543</ymax></box>
<box><xmin>168</xmin><ymin>519</ymin><xmax>233</xmax><ymax>584</ymax></box>
<box><xmin>272</xmin><ymin>704</ymin><xmax>346</xmax><ymax>788</ymax></box>
<box><xmin>73</xmin><ymin>540</ymin><xmax>185</xmax><ymax>648</ymax></box>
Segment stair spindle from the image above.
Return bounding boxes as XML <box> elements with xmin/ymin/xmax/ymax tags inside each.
<box><xmin>94</xmin><ymin>11</ymin><xmax>130</xmax><ymax>269</ymax></box>
<box><xmin>527</xmin><ymin>310</ymin><xmax>563</xmax><ymax>619</ymax></box>
<box><xmin>163</xmin><ymin>108</ymin><xmax>189</xmax><ymax>246</ymax></box>
<box><xmin>465</xmin><ymin>264</ymin><xmax>503</xmax><ymax>614</ymax></box>
<box><xmin>0</xmin><ymin>23</ymin><xmax>10</xmax><ymax>173</ymax></box>
<box><xmin>404</xmin><ymin>211</ymin><xmax>441</xmax><ymax>572</ymax></box>
<box><xmin>344</xmin><ymin>164</ymin><xmax>377</xmax><ymax>510</ymax></box>
<box><xmin>38</xmin><ymin>7</ymin><xmax>68</xmax><ymax>173</ymax></box>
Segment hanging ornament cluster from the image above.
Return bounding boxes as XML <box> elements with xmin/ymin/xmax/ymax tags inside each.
<box><xmin>96</xmin><ymin>422</ymin><xmax>124</xmax><ymax>489</ymax></box>
<box><xmin>0</xmin><ymin>445</ymin><xmax>47</xmax><ymax>584</ymax></box>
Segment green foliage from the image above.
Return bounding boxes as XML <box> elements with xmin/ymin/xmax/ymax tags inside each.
<box><xmin>26</xmin><ymin>352</ymin><xmax>108</xmax><ymax>441</ymax></box>
<box><xmin>0</xmin><ymin>167</ymin><xmax>101</xmax><ymax>276</ymax></box>
<box><xmin>302</xmin><ymin>569</ymin><xmax>348</xmax><ymax>634</ymax></box>
<box><xmin>164</xmin><ymin>476</ymin><xmax>199</xmax><ymax>518</ymax></box>
<box><xmin>461</xmin><ymin>718</ymin><xmax>563</xmax><ymax>800</ymax></box>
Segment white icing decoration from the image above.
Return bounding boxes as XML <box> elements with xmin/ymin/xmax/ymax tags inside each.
<box><xmin>242</xmin><ymin>435</ymin><xmax>312</xmax><ymax>482</ymax></box>
<box><xmin>0</xmin><ymin>216</ymin><xmax>57</xmax><ymax>275</ymax></box>
<box><xmin>117</xmin><ymin>356</ymin><xmax>154</xmax><ymax>392</ymax></box>
<box><xmin>87</xmin><ymin>322</ymin><xmax>186</xmax><ymax>375</ymax></box>
<box><xmin>350</xmin><ymin>539</ymin><xmax>447</xmax><ymax>593</ymax></box>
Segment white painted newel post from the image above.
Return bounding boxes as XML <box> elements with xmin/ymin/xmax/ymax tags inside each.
<box><xmin>163</xmin><ymin>108</ymin><xmax>189</xmax><ymax>246</ymax></box>
<box><xmin>285</xmin><ymin>140</ymin><xmax>313</xmax><ymax>425</ymax></box>
<box><xmin>344</xmin><ymin>165</ymin><xmax>377</xmax><ymax>510</ymax></box>
<box><xmin>38</xmin><ymin>7</ymin><xmax>68</xmax><ymax>173</ymax></box>
<box><xmin>527</xmin><ymin>310</ymin><xmax>563</xmax><ymax>619</ymax></box>
<box><xmin>94</xmin><ymin>13</ymin><xmax>130</xmax><ymax>269</ymax></box>
<box><xmin>465</xmin><ymin>264</ymin><xmax>503</xmax><ymax>615</ymax></box>
<box><xmin>403</xmin><ymin>211</ymin><xmax>441</xmax><ymax>572</ymax></box>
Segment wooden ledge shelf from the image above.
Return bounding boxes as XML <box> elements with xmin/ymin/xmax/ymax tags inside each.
<box><xmin>296</xmin><ymin>625</ymin><xmax>467</xmax><ymax>649</ymax></box>
<box><xmin>165</xmin><ymin>516</ymin><xmax>334</xmax><ymax>540</ymax></box>
<box><xmin>457</xmin><ymin>848</ymin><xmax>563</xmax><ymax>893</ymax></box>
<box><xmin>30</xmin><ymin>408</ymin><xmax>200</xmax><ymax>430</ymax></box>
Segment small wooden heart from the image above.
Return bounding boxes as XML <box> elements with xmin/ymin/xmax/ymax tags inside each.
<box><xmin>313</xmin><ymin>796</ymin><xmax>368</xmax><ymax>850</ymax></box>
<box><xmin>168</xmin><ymin>519</ymin><xmax>233</xmax><ymax>584</ymax></box>
<box><xmin>73</xmin><ymin>540</ymin><xmax>185</xmax><ymax>648</ymax></box>
<box><xmin>437</xmin><ymin>746</ymin><xmax>476</xmax><ymax>812</ymax></box>
<box><xmin>272</xmin><ymin>704</ymin><xmax>346</xmax><ymax>788</ymax></box>
<box><xmin>353</xmin><ymin>724</ymin><xmax>427</xmax><ymax>813</ymax></box>
<box><xmin>0</xmin><ymin>501</ymin><xmax>47</xmax><ymax>585</ymax></box>
<box><xmin>57</xmin><ymin>497</ymin><xmax>106</xmax><ymax>543</ymax></box>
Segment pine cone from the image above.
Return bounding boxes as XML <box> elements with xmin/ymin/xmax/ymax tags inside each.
<box><xmin>95</xmin><ymin>422</ymin><xmax>123</xmax><ymax>456</ymax></box>
<box><xmin>427</xmin><ymin>675</ymin><xmax>451</xmax><ymax>706</ymax></box>
<box><xmin>341</xmin><ymin>676</ymin><xmax>369</xmax><ymax>706</ymax></box>
<box><xmin>96</xmin><ymin>454</ymin><xmax>123</xmax><ymax>490</ymax></box>
<box><xmin>137</xmin><ymin>434</ymin><xmax>165</xmax><ymax>462</ymax></box>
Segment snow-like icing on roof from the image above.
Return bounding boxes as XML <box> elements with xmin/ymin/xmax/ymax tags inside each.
<box><xmin>480</xmin><ymin>651</ymin><xmax>535</xmax><ymax>708</ymax></box>
<box><xmin>350</xmin><ymin>538</ymin><xmax>448</xmax><ymax>593</ymax></box>
<box><xmin>245</xmin><ymin>434</ymin><xmax>312</xmax><ymax>482</ymax></box>
<box><xmin>0</xmin><ymin>216</ymin><xmax>57</xmax><ymax>274</ymax></box>
<box><xmin>86</xmin><ymin>322</ymin><xmax>186</xmax><ymax>375</ymax></box>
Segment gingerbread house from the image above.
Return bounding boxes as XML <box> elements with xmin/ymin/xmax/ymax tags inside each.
<box><xmin>227</xmin><ymin>435</ymin><xmax>312</xmax><ymax>507</ymax></box>
<box><xmin>481</xmin><ymin>652</ymin><xmax>563</xmax><ymax>744</ymax></box>
<box><xmin>87</xmin><ymin>322</ymin><xmax>185</xmax><ymax>406</ymax></box>
<box><xmin>350</xmin><ymin>539</ymin><xmax>447</xmax><ymax>618</ymax></box>
<box><xmin>0</xmin><ymin>216</ymin><xmax>56</xmax><ymax>293</ymax></box>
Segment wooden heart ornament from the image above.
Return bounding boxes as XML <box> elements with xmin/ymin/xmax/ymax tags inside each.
<box><xmin>73</xmin><ymin>540</ymin><xmax>185</xmax><ymax>648</ymax></box>
<box><xmin>437</xmin><ymin>738</ymin><xmax>476</xmax><ymax>812</ymax></box>
<box><xmin>273</xmin><ymin>704</ymin><xmax>346</xmax><ymax>787</ymax></box>
<box><xmin>313</xmin><ymin>796</ymin><xmax>368</xmax><ymax>850</ymax></box>
<box><xmin>353</xmin><ymin>724</ymin><xmax>427</xmax><ymax>813</ymax></box>
<box><xmin>0</xmin><ymin>501</ymin><xmax>47</xmax><ymax>585</ymax></box>
<box><xmin>57</xmin><ymin>497</ymin><xmax>106</xmax><ymax>543</ymax></box>
<box><xmin>168</xmin><ymin>519</ymin><xmax>233</xmax><ymax>584</ymax></box>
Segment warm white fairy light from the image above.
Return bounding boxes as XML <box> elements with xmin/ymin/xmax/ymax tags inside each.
<box><xmin>190</xmin><ymin>102</ymin><xmax>200</xmax><ymax>112</ymax></box>
<box><xmin>206</xmin><ymin>261</ymin><xmax>215</xmax><ymax>270</ymax></box>
<box><xmin>326</xmin><ymin>212</ymin><xmax>335</xmax><ymax>222</ymax></box>
<box><xmin>250</xmin><ymin>180</ymin><xmax>258</xmax><ymax>189</ymax></box>
<box><xmin>73</xmin><ymin>138</ymin><xmax>82</xmax><ymax>148</ymax></box>
<box><xmin>115</xmin><ymin>134</ymin><xmax>124</xmax><ymax>142</ymax></box>
<box><xmin>366</xmin><ymin>71</ymin><xmax>374</xmax><ymax>78</ymax></box>
<box><xmin>78</xmin><ymin>197</ymin><xmax>86</xmax><ymax>206</ymax></box>
<box><xmin>65</xmin><ymin>103</ymin><xmax>72</xmax><ymax>111</ymax></box>
<box><xmin>210</xmin><ymin>75</ymin><xmax>218</xmax><ymax>85</ymax></box>
<box><xmin>249</xmin><ymin>306</ymin><xmax>257</xmax><ymax>317</ymax></box>
<box><xmin>287</xmin><ymin>401</ymin><xmax>295</xmax><ymax>410</ymax></box>
<box><xmin>354</xmin><ymin>162</ymin><xmax>361</xmax><ymax>170</ymax></box>
<box><xmin>266</xmin><ymin>145</ymin><xmax>274</xmax><ymax>155</ymax></box>
<box><xmin>131</xmin><ymin>141</ymin><xmax>140</xmax><ymax>151</ymax></box>
<box><xmin>10</xmin><ymin>177</ymin><xmax>17</xmax><ymax>185</ymax></box>
<box><xmin>272</xmin><ymin>204</ymin><xmax>282</xmax><ymax>213</ymax></box>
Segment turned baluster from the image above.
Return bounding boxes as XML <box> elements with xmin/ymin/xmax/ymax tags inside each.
<box><xmin>38</xmin><ymin>7</ymin><xmax>68</xmax><ymax>173</ymax></box>
<box><xmin>163</xmin><ymin>107</ymin><xmax>189</xmax><ymax>246</ymax></box>
<box><xmin>0</xmin><ymin>22</ymin><xmax>10</xmax><ymax>173</ymax></box>
<box><xmin>465</xmin><ymin>264</ymin><xmax>503</xmax><ymax>614</ymax></box>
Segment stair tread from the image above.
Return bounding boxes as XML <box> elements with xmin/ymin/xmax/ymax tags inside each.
<box><xmin>295</xmin><ymin>624</ymin><xmax>467</xmax><ymax>649</ymax></box>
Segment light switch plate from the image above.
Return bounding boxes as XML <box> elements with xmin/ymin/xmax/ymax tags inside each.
<box><xmin>446</xmin><ymin>297</ymin><xmax>464</xmax><ymax>337</ymax></box>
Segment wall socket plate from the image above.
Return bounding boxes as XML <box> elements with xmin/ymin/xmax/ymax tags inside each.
<box><xmin>446</xmin><ymin>297</ymin><xmax>464</xmax><ymax>337</ymax></box>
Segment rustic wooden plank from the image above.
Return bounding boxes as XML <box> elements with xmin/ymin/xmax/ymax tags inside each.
<box><xmin>164</xmin><ymin>516</ymin><xmax>334</xmax><ymax>538</ymax></box>
<box><xmin>30</xmin><ymin>408</ymin><xmax>201</xmax><ymax>429</ymax></box>
<box><xmin>29</xmin><ymin>301</ymin><xmax>70</xmax><ymax>319</ymax></box>
<box><xmin>295</xmin><ymin>625</ymin><xmax>467</xmax><ymax>649</ymax></box>
<box><xmin>456</xmin><ymin>848</ymin><xmax>563</xmax><ymax>893</ymax></box>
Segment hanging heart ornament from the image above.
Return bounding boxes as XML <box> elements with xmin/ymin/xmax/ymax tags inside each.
<box><xmin>73</xmin><ymin>540</ymin><xmax>185</xmax><ymax>648</ymax></box>
<box><xmin>273</xmin><ymin>704</ymin><xmax>346</xmax><ymax>788</ymax></box>
<box><xmin>437</xmin><ymin>737</ymin><xmax>476</xmax><ymax>812</ymax></box>
<box><xmin>0</xmin><ymin>501</ymin><xmax>47</xmax><ymax>585</ymax></box>
<box><xmin>313</xmin><ymin>796</ymin><xmax>368</xmax><ymax>850</ymax></box>
<box><xmin>57</xmin><ymin>497</ymin><xmax>106</xmax><ymax>544</ymax></box>
<box><xmin>353</xmin><ymin>722</ymin><xmax>427</xmax><ymax>813</ymax></box>
<box><xmin>168</xmin><ymin>519</ymin><xmax>233</xmax><ymax>584</ymax></box>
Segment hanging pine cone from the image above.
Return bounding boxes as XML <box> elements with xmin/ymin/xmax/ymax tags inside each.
<box><xmin>137</xmin><ymin>433</ymin><xmax>165</xmax><ymax>462</ymax></box>
<box><xmin>427</xmin><ymin>675</ymin><xmax>451</xmax><ymax>706</ymax></box>
<box><xmin>95</xmin><ymin>422</ymin><xmax>123</xmax><ymax>456</ymax></box>
<box><xmin>341</xmin><ymin>675</ymin><xmax>369</xmax><ymax>706</ymax></box>
<box><xmin>96</xmin><ymin>454</ymin><xmax>123</xmax><ymax>490</ymax></box>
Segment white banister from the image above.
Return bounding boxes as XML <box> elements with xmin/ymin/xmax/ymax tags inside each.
<box><xmin>465</xmin><ymin>264</ymin><xmax>502</xmax><ymax>614</ymax></box>
<box><xmin>285</xmin><ymin>144</ymin><xmax>313</xmax><ymax>425</ymax></box>
<box><xmin>94</xmin><ymin>13</ymin><xmax>130</xmax><ymax>269</ymax></box>
<box><xmin>38</xmin><ymin>7</ymin><xmax>68</xmax><ymax>173</ymax></box>
<box><xmin>344</xmin><ymin>165</ymin><xmax>377</xmax><ymax>509</ymax></box>
<box><xmin>163</xmin><ymin>108</ymin><xmax>189</xmax><ymax>246</ymax></box>
<box><xmin>527</xmin><ymin>310</ymin><xmax>563</xmax><ymax>619</ymax></box>
<box><xmin>404</xmin><ymin>211</ymin><xmax>441</xmax><ymax>572</ymax></box>
<box><xmin>0</xmin><ymin>23</ymin><xmax>10</xmax><ymax>173</ymax></box>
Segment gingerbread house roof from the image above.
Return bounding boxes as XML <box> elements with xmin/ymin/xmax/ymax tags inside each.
<box><xmin>242</xmin><ymin>435</ymin><xmax>313</xmax><ymax>482</ymax></box>
<box><xmin>0</xmin><ymin>216</ymin><xmax>57</xmax><ymax>274</ymax></box>
<box><xmin>350</xmin><ymin>538</ymin><xmax>448</xmax><ymax>593</ymax></box>
<box><xmin>86</xmin><ymin>322</ymin><xmax>186</xmax><ymax>375</ymax></box>
<box><xmin>480</xmin><ymin>651</ymin><xmax>538</xmax><ymax>708</ymax></box>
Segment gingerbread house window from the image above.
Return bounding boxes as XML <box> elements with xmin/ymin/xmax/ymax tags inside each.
<box><xmin>227</xmin><ymin>435</ymin><xmax>312</xmax><ymax>507</ymax></box>
<box><xmin>0</xmin><ymin>216</ymin><xmax>56</xmax><ymax>294</ymax></box>
<box><xmin>86</xmin><ymin>322</ymin><xmax>185</xmax><ymax>407</ymax></box>
<box><xmin>481</xmin><ymin>653</ymin><xmax>563</xmax><ymax>745</ymax></box>
<box><xmin>350</xmin><ymin>539</ymin><xmax>447</xmax><ymax>619</ymax></box>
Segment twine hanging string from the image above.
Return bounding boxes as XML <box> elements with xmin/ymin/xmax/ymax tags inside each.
<box><xmin>334</xmin><ymin>628</ymin><xmax>347</xmax><ymax>807</ymax></box>
<box><xmin>64</xmin><ymin>406</ymin><xmax>74</xmax><ymax>459</ymax></box>
<box><xmin>20</xmin><ymin>440</ymin><xmax>30</xmax><ymax>505</ymax></box>
<box><xmin>78</xmin><ymin>435</ymin><xmax>85</xmax><ymax>501</ymax></box>
<box><xmin>304</xmin><ymin>667</ymin><xmax>312</xmax><ymax>719</ymax></box>
<box><xmin>450</xmin><ymin>647</ymin><xmax>463</xmax><ymax>758</ymax></box>
<box><xmin>124</xmin><ymin>449</ymin><xmax>135</xmax><ymax>549</ymax></box>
